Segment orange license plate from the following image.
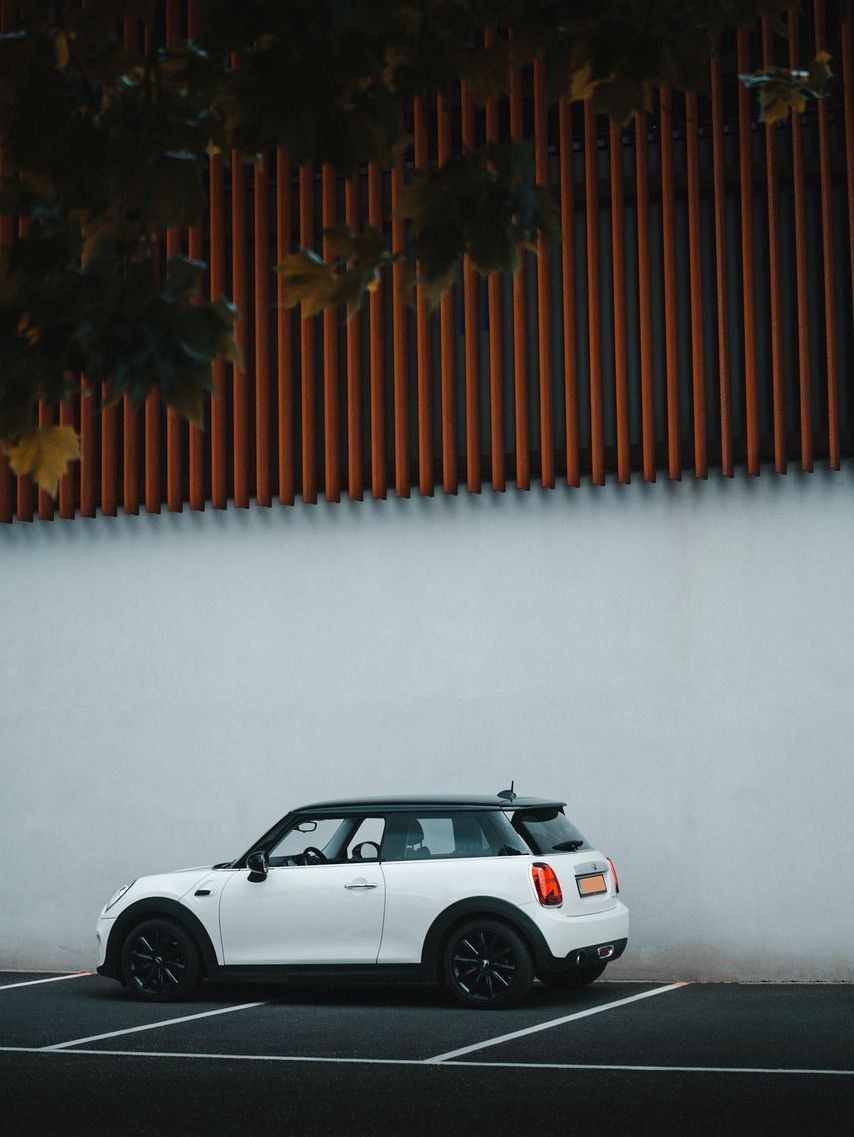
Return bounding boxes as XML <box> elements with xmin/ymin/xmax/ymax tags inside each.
<box><xmin>576</xmin><ymin>873</ymin><xmax>607</xmax><ymax>897</ymax></box>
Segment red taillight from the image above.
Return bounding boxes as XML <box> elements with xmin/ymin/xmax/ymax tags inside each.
<box><xmin>531</xmin><ymin>863</ymin><xmax>563</xmax><ymax>907</ymax></box>
<box><xmin>606</xmin><ymin>856</ymin><xmax>620</xmax><ymax>894</ymax></box>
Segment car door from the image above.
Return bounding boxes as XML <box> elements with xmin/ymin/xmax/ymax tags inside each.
<box><xmin>219</xmin><ymin>815</ymin><xmax>386</xmax><ymax>965</ymax></box>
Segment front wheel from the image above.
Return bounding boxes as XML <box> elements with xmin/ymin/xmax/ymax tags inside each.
<box><xmin>538</xmin><ymin>961</ymin><xmax>607</xmax><ymax>990</ymax></box>
<box><xmin>443</xmin><ymin>919</ymin><xmax>534</xmax><ymax>1009</ymax></box>
<box><xmin>121</xmin><ymin>917</ymin><xmax>201</xmax><ymax>1002</ymax></box>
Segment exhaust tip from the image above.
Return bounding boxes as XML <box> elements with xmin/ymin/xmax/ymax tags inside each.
<box><xmin>597</xmin><ymin>944</ymin><xmax>615</xmax><ymax>960</ymax></box>
<box><xmin>574</xmin><ymin>951</ymin><xmax>586</xmax><ymax>967</ymax></box>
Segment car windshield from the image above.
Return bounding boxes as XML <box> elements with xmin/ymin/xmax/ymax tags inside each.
<box><xmin>510</xmin><ymin>807</ymin><xmax>590</xmax><ymax>854</ymax></box>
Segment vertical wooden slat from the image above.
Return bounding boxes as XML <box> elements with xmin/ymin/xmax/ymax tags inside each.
<box><xmin>485</xmin><ymin>27</ymin><xmax>505</xmax><ymax>491</ymax></box>
<box><xmin>37</xmin><ymin>401</ymin><xmax>54</xmax><ymax>520</ymax></box>
<box><xmin>321</xmin><ymin>164</ymin><xmax>340</xmax><ymax>502</ymax></box>
<box><xmin>685</xmin><ymin>91</ymin><xmax>708</xmax><ymax>479</ymax></box>
<box><xmin>583</xmin><ymin>101</ymin><xmax>604</xmax><ymax>485</ymax></box>
<box><xmin>634</xmin><ymin>113</ymin><xmax>656</xmax><ymax>482</ymax></box>
<box><xmin>710</xmin><ymin>58</ymin><xmax>734</xmax><ymax>477</ymax></box>
<box><xmin>17</xmin><ymin>207</ymin><xmax>34</xmax><ymax>517</ymax></box>
<box><xmin>368</xmin><ymin>162</ymin><xmax>386</xmax><ymax>499</ymax></box>
<box><xmin>254</xmin><ymin>155</ymin><xmax>272</xmax><ymax>506</ymax></box>
<box><xmin>413</xmin><ymin>97</ymin><xmax>433</xmax><ymax>496</ymax></box>
<box><xmin>509</xmin><ymin>59</ymin><xmax>530</xmax><ymax>489</ymax></box>
<box><xmin>276</xmin><ymin>148</ymin><xmax>295</xmax><ymax>504</ymax></box>
<box><xmin>391</xmin><ymin>152</ymin><xmax>409</xmax><ymax>497</ymax></box>
<box><xmin>533</xmin><ymin>57</ymin><xmax>555</xmax><ymax>488</ymax></box>
<box><xmin>0</xmin><ymin>0</ymin><xmax>11</xmax><ymax>521</ymax></box>
<box><xmin>80</xmin><ymin>384</ymin><xmax>96</xmax><ymax>517</ymax></box>
<box><xmin>58</xmin><ymin>394</ymin><xmax>75</xmax><ymax>519</ymax></box>
<box><xmin>460</xmin><ymin>81</ymin><xmax>481</xmax><ymax>493</ymax></box>
<box><xmin>659</xmin><ymin>86</ymin><xmax>681</xmax><ymax>480</ymax></box>
<box><xmin>165</xmin><ymin>0</ymin><xmax>182</xmax><ymax>513</ymax></box>
<box><xmin>231</xmin><ymin>149</ymin><xmax>250</xmax><ymax>506</ymax></box>
<box><xmin>345</xmin><ymin>172</ymin><xmax>363</xmax><ymax>500</ymax></box>
<box><xmin>609</xmin><ymin>121</ymin><xmax>630</xmax><ymax>484</ymax></box>
<box><xmin>787</xmin><ymin>12</ymin><xmax>812</xmax><ymax>471</ymax></box>
<box><xmin>100</xmin><ymin>383</ymin><xmax>117</xmax><ymax>516</ymax></box>
<box><xmin>736</xmin><ymin>27</ymin><xmax>760</xmax><ymax>475</ymax></box>
<box><xmin>122</xmin><ymin>10</ymin><xmax>139</xmax><ymax>515</ymax></box>
<box><xmin>437</xmin><ymin>93</ymin><xmax>457</xmax><ymax>494</ymax></box>
<box><xmin>559</xmin><ymin>99</ymin><xmax>579</xmax><ymax>487</ymax></box>
<box><xmin>210</xmin><ymin>151</ymin><xmax>227</xmax><ymax>509</ymax></box>
<box><xmin>815</xmin><ymin>0</ymin><xmax>840</xmax><ymax>469</ymax></box>
<box><xmin>761</xmin><ymin>20</ymin><xmax>786</xmax><ymax>474</ymax></box>
<box><xmin>187</xmin><ymin>0</ymin><xmax>204</xmax><ymax>511</ymax></box>
<box><xmin>300</xmin><ymin>164</ymin><xmax>318</xmax><ymax>502</ymax></box>
<box><xmin>144</xmin><ymin>18</ymin><xmax>160</xmax><ymax>513</ymax></box>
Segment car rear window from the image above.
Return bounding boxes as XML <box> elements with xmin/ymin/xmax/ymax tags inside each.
<box><xmin>511</xmin><ymin>807</ymin><xmax>590</xmax><ymax>854</ymax></box>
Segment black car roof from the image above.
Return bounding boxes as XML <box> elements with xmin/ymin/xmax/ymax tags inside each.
<box><xmin>295</xmin><ymin>795</ymin><xmax>566</xmax><ymax>814</ymax></box>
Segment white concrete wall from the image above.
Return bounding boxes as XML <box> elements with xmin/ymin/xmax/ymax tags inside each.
<box><xmin>1</xmin><ymin>465</ymin><xmax>852</xmax><ymax>980</ymax></box>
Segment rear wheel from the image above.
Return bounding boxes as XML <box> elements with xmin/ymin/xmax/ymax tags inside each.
<box><xmin>121</xmin><ymin>917</ymin><xmax>201</xmax><ymax>1002</ymax></box>
<box><xmin>538</xmin><ymin>961</ymin><xmax>607</xmax><ymax>990</ymax></box>
<box><xmin>443</xmin><ymin>919</ymin><xmax>534</xmax><ymax>1009</ymax></box>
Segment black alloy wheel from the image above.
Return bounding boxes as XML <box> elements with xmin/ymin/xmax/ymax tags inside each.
<box><xmin>443</xmin><ymin>919</ymin><xmax>534</xmax><ymax>1009</ymax></box>
<box><xmin>121</xmin><ymin>918</ymin><xmax>201</xmax><ymax>1002</ymax></box>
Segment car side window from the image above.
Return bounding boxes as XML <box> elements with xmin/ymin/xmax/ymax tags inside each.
<box><xmin>347</xmin><ymin>817</ymin><xmax>385</xmax><ymax>862</ymax></box>
<box><xmin>381</xmin><ymin>811</ymin><xmax>529</xmax><ymax>861</ymax></box>
<box><xmin>268</xmin><ymin>817</ymin><xmax>349</xmax><ymax>866</ymax></box>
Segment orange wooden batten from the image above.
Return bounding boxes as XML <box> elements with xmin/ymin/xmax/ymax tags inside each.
<box><xmin>321</xmin><ymin>165</ymin><xmax>340</xmax><ymax>502</ymax></box>
<box><xmin>484</xmin><ymin>26</ymin><xmax>505</xmax><ymax>491</ymax></box>
<box><xmin>814</xmin><ymin>0</ymin><xmax>840</xmax><ymax>470</ymax></box>
<box><xmin>842</xmin><ymin>0</ymin><xmax>854</xmax><ymax>306</ymax></box>
<box><xmin>634</xmin><ymin>112</ymin><xmax>655</xmax><ymax>482</ymax></box>
<box><xmin>509</xmin><ymin>59</ymin><xmax>530</xmax><ymax>489</ymax></box>
<box><xmin>276</xmin><ymin>148</ymin><xmax>295</xmax><ymax>505</ymax></box>
<box><xmin>460</xmin><ymin>81</ymin><xmax>481</xmax><ymax>494</ymax></box>
<box><xmin>187</xmin><ymin>0</ymin><xmax>204</xmax><ymax>511</ymax></box>
<box><xmin>121</xmin><ymin>0</ymin><xmax>140</xmax><ymax>514</ymax></box>
<box><xmin>143</xmin><ymin>19</ymin><xmax>160</xmax><ymax>513</ymax></box>
<box><xmin>254</xmin><ymin>154</ymin><xmax>272</xmax><ymax>506</ymax></box>
<box><xmin>79</xmin><ymin>382</ymin><xmax>96</xmax><ymax>516</ymax></box>
<box><xmin>608</xmin><ymin>121</ymin><xmax>630</xmax><ymax>484</ymax></box>
<box><xmin>736</xmin><ymin>27</ymin><xmax>760</xmax><ymax>475</ymax></box>
<box><xmin>437</xmin><ymin>93</ymin><xmax>457</xmax><ymax>494</ymax></box>
<box><xmin>559</xmin><ymin>99</ymin><xmax>579</xmax><ymax>487</ymax></box>
<box><xmin>368</xmin><ymin>162</ymin><xmax>387</xmax><ymax>499</ymax></box>
<box><xmin>37</xmin><ymin>400</ymin><xmax>54</xmax><ymax>520</ymax></box>
<box><xmin>16</xmin><ymin>216</ymin><xmax>34</xmax><ymax>521</ymax></box>
<box><xmin>583</xmin><ymin>101</ymin><xmax>604</xmax><ymax>485</ymax></box>
<box><xmin>209</xmin><ymin>151</ymin><xmax>227</xmax><ymax>509</ymax></box>
<box><xmin>345</xmin><ymin>172</ymin><xmax>363</xmax><ymax>500</ymax></box>
<box><xmin>413</xmin><ymin>97</ymin><xmax>433</xmax><ymax>496</ymax></box>
<box><xmin>58</xmin><ymin>392</ymin><xmax>76</xmax><ymax>519</ymax></box>
<box><xmin>684</xmin><ymin>91</ymin><xmax>707</xmax><ymax>479</ymax></box>
<box><xmin>533</xmin><ymin>57</ymin><xmax>555</xmax><ymax>488</ymax></box>
<box><xmin>231</xmin><ymin>144</ymin><xmax>250</xmax><ymax>507</ymax></box>
<box><xmin>165</xmin><ymin>0</ymin><xmax>183</xmax><ymax>513</ymax></box>
<box><xmin>299</xmin><ymin>164</ymin><xmax>318</xmax><ymax>502</ymax></box>
<box><xmin>761</xmin><ymin>20</ymin><xmax>786</xmax><ymax>474</ymax></box>
<box><xmin>709</xmin><ymin>58</ymin><xmax>733</xmax><ymax>477</ymax></box>
<box><xmin>659</xmin><ymin>86</ymin><xmax>681</xmax><ymax>481</ymax></box>
<box><xmin>391</xmin><ymin>153</ymin><xmax>409</xmax><ymax>498</ymax></box>
<box><xmin>0</xmin><ymin>0</ymin><xmax>11</xmax><ymax>522</ymax></box>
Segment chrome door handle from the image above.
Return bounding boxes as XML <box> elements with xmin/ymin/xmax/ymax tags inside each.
<box><xmin>344</xmin><ymin>882</ymin><xmax>378</xmax><ymax>890</ymax></box>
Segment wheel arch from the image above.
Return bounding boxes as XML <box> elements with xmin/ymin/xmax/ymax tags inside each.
<box><xmin>420</xmin><ymin>896</ymin><xmax>554</xmax><ymax>979</ymax></box>
<box><xmin>102</xmin><ymin>898</ymin><xmax>219</xmax><ymax>981</ymax></box>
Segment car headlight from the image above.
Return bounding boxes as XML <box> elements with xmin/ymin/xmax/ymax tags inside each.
<box><xmin>103</xmin><ymin>882</ymin><xmax>134</xmax><ymax>913</ymax></box>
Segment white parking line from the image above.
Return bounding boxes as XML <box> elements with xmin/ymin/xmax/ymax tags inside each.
<box><xmin>41</xmin><ymin>1001</ymin><xmax>271</xmax><ymax>1051</ymax></box>
<box><xmin>0</xmin><ymin>973</ymin><xmax>91</xmax><ymax>992</ymax></box>
<box><xmin>424</xmin><ymin>981</ymin><xmax>689</xmax><ymax>1063</ymax></box>
<box><xmin>1</xmin><ymin>1047</ymin><xmax>852</xmax><ymax>1076</ymax></box>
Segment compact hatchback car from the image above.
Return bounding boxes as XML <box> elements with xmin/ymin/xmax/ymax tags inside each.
<box><xmin>96</xmin><ymin>791</ymin><xmax>629</xmax><ymax>1009</ymax></box>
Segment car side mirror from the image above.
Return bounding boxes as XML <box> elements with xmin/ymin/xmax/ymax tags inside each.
<box><xmin>246</xmin><ymin>850</ymin><xmax>268</xmax><ymax>882</ymax></box>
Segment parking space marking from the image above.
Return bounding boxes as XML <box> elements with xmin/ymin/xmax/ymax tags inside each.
<box><xmin>424</xmin><ymin>981</ymin><xmax>690</xmax><ymax>1063</ymax></box>
<box><xmin>0</xmin><ymin>973</ymin><xmax>90</xmax><ymax>991</ymax></box>
<box><xmin>1</xmin><ymin>1046</ymin><xmax>852</xmax><ymax>1076</ymax></box>
<box><xmin>40</xmin><ymin>1001</ymin><xmax>272</xmax><ymax>1051</ymax></box>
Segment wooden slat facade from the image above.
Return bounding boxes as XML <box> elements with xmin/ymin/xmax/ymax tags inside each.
<box><xmin>1</xmin><ymin>5</ymin><xmax>851</xmax><ymax>523</ymax></box>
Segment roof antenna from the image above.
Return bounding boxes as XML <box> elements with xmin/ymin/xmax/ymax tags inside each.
<box><xmin>497</xmin><ymin>780</ymin><xmax>517</xmax><ymax>803</ymax></box>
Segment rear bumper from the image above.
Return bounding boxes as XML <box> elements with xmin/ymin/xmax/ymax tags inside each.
<box><xmin>531</xmin><ymin>899</ymin><xmax>630</xmax><ymax>968</ymax></box>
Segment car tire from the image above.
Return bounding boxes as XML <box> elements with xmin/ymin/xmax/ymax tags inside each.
<box><xmin>121</xmin><ymin>917</ymin><xmax>202</xmax><ymax>1002</ymax></box>
<box><xmin>442</xmin><ymin>919</ymin><xmax>535</xmax><ymax>1010</ymax></box>
<box><xmin>538</xmin><ymin>961</ymin><xmax>608</xmax><ymax>990</ymax></box>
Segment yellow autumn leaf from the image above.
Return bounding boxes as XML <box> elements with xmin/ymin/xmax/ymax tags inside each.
<box><xmin>6</xmin><ymin>425</ymin><xmax>80</xmax><ymax>498</ymax></box>
<box><xmin>570</xmin><ymin>62</ymin><xmax>596</xmax><ymax>102</ymax></box>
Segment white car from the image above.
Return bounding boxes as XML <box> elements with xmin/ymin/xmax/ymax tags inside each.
<box><xmin>96</xmin><ymin>792</ymin><xmax>629</xmax><ymax>1009</ymax></box>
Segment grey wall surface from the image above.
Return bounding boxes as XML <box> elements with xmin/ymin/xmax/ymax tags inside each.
<box><xmin>2</xmin><ymin>466</ymin><xmax>852</xmax><ymax>980</ymax></box>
